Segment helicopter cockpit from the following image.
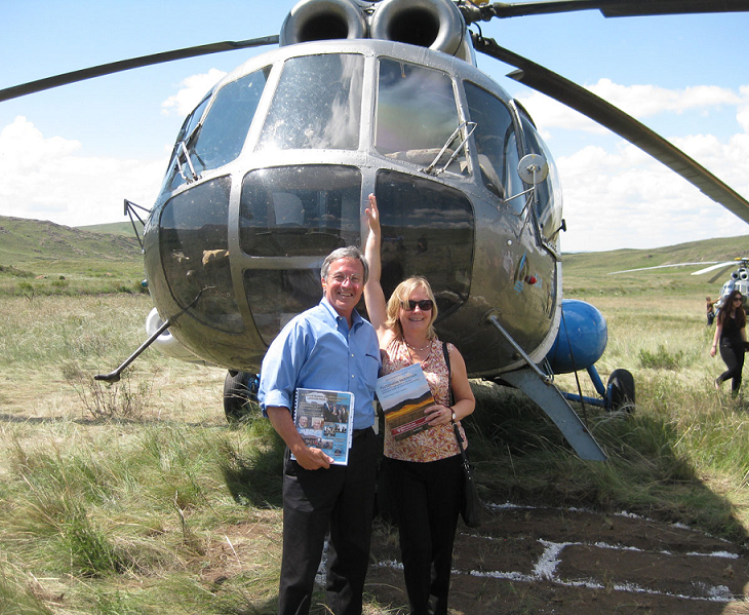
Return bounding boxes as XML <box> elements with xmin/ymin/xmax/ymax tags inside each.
<box><xmin>144</xmin><ymin>34</ymin><xmax>562</xmax><ymax>373</ymax></box>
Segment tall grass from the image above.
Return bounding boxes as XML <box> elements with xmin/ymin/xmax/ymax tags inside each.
<box><xmin>2</xmin><ymin>266</ymin><xmax>749</xmax><ymax>611</ymax></box>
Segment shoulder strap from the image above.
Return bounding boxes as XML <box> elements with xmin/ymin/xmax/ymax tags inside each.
<box><xmin>443</xmin><ymin>342</ymin><xmax>466</xmax><ymax>448</ymax></box>
<box><xmin>442</xmin><ymin>342</ymin><xmax>454</xmax><ymax>406</ymax></box>
<box><xmin>442</xmin><ymin>341</ymin><xmax>451</xmax><ymax>377</ymax></box>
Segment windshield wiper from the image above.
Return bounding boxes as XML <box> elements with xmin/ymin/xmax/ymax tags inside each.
<box><xmin>422</xmin><ymin>121</ymin><xmax>477</xmax><ymax>176</ymax></box>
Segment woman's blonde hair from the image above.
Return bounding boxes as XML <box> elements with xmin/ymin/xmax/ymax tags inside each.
<box><xmin>385</xmin><ymin>276</ymin><xmax>439</xmax><ymax>340</ymax></box>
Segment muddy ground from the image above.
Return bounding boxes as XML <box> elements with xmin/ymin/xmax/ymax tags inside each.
<box><xmin>365</xmin><ymin>503</ymin><xmax>749</xmax><ymax>614</ymax></box>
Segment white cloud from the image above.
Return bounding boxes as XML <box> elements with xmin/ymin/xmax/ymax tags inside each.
<box><xmin>161</xmin><ymin>68</ymin><xmax>227</xmax><ymax>117</ymax></box>
<box><xmin>558</xmin><ymin>136</ymin><xmax>749</xmax><ymax>252</ymax></box>
<box><xmin>735</xmin><ymin>86</ymin><xmax>749</xmax><ymax>133</ymax></box>
<box><xmin>519</xmin><ymin>92</ymin><xmax>602</xmax><ymax>135</ymax></box>
<box><xmin>518</xmin><ymin>79</ymin><xmax>743</xmax><ymax>136</ymax></box>
<box><xmin>589</xmin><ymin>79</ymin><xmax>740</xmax><ymax>117</ymax></box>
<box><xmin>0</xmin><ymin>116</ymin><xmax>167</xmax><ymax>227</ymax></box>
<box><xmin>515</xmin><ymin>79</ymin><xmax>749</xmax><ymax>252</ymax></box>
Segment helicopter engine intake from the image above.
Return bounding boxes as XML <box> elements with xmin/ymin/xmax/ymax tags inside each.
<box><xmin>370</xmin><ymin>0</ymin><xmax>466</xmax><ymax>58</ymax></box>
<box><xmin>280</xmin><ymin>0</ymin><xmax>367</xmax><ymax>46</ymax></box>
<box><xmin>280</xmin><ymin>0</ymin><xmax>471</xmax><ymax>61</ymax></box>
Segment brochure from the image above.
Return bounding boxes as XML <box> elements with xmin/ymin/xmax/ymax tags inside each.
<box><xmin>293</xmin><ymin>388</ymin><xmax>355</xmax><ymax>465</ymax></box>
<box><xmin>376</xmin><ymin>363</ymin><xmax>435</xmax><ymax>441</ymax></box>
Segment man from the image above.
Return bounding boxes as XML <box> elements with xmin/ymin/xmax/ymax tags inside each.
<box><xmin>259</xmin><ymin>246</ymin><xmax>381</xmax><ymax>615</ymax></box>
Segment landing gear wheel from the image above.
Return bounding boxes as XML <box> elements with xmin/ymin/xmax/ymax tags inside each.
<box><xmin>607</xmin><ymin>369</ymin><xmax>635</xmax><ymax>413</ymax></box>
<box><xmin>223</xmin><ymin>371</ymin><xmax>259</xmax><ymax>424</ymax></box>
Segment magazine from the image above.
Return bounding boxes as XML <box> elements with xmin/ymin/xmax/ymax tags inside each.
<box><xmin>376</xmin><ymin>363</ymin><xmax>435</xmax><ymax>441</ymax></box>
<box><xmin>292</xmin><ymin>388</ymin><xmax>355</xmax><ymax>465</ymax></box>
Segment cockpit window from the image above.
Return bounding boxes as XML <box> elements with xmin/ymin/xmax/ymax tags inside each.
<box><xmin>518</xmin><ymin>113</ymin><xmax>563</xmax><ymax>242</ymax></box>
<box><xmin>376</xmin><ymin>60</ymin><xmax>466</xmax><ymax>175</ymax></box>
<box><xmin>257</xmin><ymin>54</ymin><xmax>363</xmax><ymax>151</ymax></box>
<box><xmin>159</xmin><ymin>176</ymin><xmax>243</xmax><ymax>334</ymax></box>
<box><xmin>239</xmin><ymin>165</ymin><xmax>362</xmax><ymax>344</ymax></box>
<box><xmin>192</xmin><ymin>68</ymin><xmax>271</xmax><ymax>169</ymax></box>
<box><xmin>178</xmin><ymin>95</ymin><xmax>210</xmax><ymax>147</ymax></box>
<box><xmin>374</xmin><ymin>170</ymin><xmax>474</xmax><ymax>320</ymax></box>
<box><xmin>239</xmin><ymin>165</ymin><xmax>362</xmax><ymax>257</ymax></box>
<box><xmin>165</xmin><ymin>68</ymin><xmax>270</xmax><ymax>191</ymax></box>
<box><xmin>165</xmin><ymin>95</ymin><xmax>211</xmax><ymax>191</ymax></box>
<box><xmin>464</xmin><ymin>81</ymin><xmax>522</xmax><ymax>208</ymax></box>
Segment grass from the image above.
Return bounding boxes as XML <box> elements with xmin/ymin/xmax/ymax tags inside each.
<box><xmin>3</xmin><ymin>227</ymin><xmax>749</xmax><ymax>611</ymax></box>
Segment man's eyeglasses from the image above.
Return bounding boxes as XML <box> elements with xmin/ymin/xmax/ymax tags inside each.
<box><xmin>400</xmin><ymin>299</ymin><xmax>434</xmax><ymax>311</ymax></box>
<box><xmin>329</xmin><ymin>273</ymin><xmax>363</xmax><ymax>285</ymax></box>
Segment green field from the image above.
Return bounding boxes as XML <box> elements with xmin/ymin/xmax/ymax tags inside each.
<box><xmin>2</xmin><ymin>216</ymin><xmax>749</xmax><ymax>613</ymax></box>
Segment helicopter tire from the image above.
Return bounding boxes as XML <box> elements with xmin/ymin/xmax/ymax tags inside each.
<box><xmin>607</xmin><ymin>368</ymin><xmax>635</xmax><ymax>413</ymax></box>
<box><xmin>223</xmin><ymin>371</ymin><xmax>259</xmax><ymax>425</ymax></box>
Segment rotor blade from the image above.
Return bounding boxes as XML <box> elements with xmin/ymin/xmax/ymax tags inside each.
<box><xmin>0</xmin><ymin>35</ymin><xmax>279</xmax><ymax>103</ymax></box>
<box><xmin>473</xmin><ymin>35</ymin><xmax>749</xmax><ymax>224</ymax></box>
<box><xmin>690</xmin><ymin>262</ymin><xmax>738</xmax><ymax>275</ymax></box>
<box><xmin>707</xmin><ymin>265</ymin><xmax>735</xmax><ymax>284</ymax></box>
<box><xmin>462</xmin><ymin>0</ymin><xmax>749</xmax><ymax>23</ymax></box>
<box><xmin>608</xmin><ymin>262</ymin><xmax>716</xmax><ymax>275</ymax></box>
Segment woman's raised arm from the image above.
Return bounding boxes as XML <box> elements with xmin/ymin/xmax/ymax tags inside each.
<box><xmin>364</xmin><ymin>193</ymin><xmax>389</xmax><ymax>339</ymax></box>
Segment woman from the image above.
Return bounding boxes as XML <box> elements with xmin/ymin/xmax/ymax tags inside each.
<box><xmin>364</xmin><ymin>194</ymin><xmax>475</xmax><ymax>615</ymax></box>
<box><xmin>710</xmin><ymin>290</ymin><xmax>747</xmax><ymax>393</ymax></box>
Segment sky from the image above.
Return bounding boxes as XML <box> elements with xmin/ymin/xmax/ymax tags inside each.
<box><xmin>1</xmin><ymin>0</ymin><xmax>748</xmax><ymax>253</ymax></box>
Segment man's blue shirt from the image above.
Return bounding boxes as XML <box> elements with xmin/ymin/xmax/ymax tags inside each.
<box><xmin>259</xmin><ymin>297</ymin><xmax>381</xmax><ymax>430</ymax></box>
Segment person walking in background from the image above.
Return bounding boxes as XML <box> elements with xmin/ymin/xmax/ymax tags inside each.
<box><xmin>364</xmin><ymin>194</ymin><xmax>475</xmax><ymax>615</ymax></box>
<box><xmin>706</xmin><ymin>296</ymin><xmax>716</xmax><ymax>326</ymax></box>
<box><xmin>258</xmin><ymin>245</ymin><xmax>381</xmax><ymax>615</ymax></box>
<box><xmin>710</xmin><ymin>290</ymin><xmax>747</xmax><ymax>394</ymax></box>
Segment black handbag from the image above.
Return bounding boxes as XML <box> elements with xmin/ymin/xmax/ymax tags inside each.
<box><xmin>453</xmin><ymin>423</ymin><xmax>483</xmax><ymax>528</ymax></box>
<box><xmin>442</xmin><ymin>342</ymin><xmax>483</xmax><ymax>528</ymax></box>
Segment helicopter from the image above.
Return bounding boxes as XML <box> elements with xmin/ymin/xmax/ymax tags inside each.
<box><xmin>692</xmin><ymin>258</ymin><xmax>749</xmax><ymax>314</ymax></box>
<box><xmin>4</xmin><ymin>0</ymin><xmax>749</xmax><ymax>462</ymax></box>
<box><xmin>610</xmin><ymin>256</ymin><xmax>749</xmax><ymax>314</ymax></box>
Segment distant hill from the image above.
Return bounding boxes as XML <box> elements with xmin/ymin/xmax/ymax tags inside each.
<box><xmin>2</xmin><ymin>213</ymin><xmax>747</xmax><ymax>281</ymax></box>
<box><xmin>563</xmin><ymin>235</ymin><xmax>749</xmax><ymax>276</ymax></box>
<box><xmin>0</xmin><ymin>215</ymin><xmax>141</xmax><ymax>275</ymax></box>
<box><xmin>78</xmin><ymin>221</ymin><xmax>137</xmax><ymax>237</ymax></box>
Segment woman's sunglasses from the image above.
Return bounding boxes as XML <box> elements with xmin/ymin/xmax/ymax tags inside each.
<box><xmin>400</xmin><ymin>299</ymin><xmax>434</xmax><ymax>311</ymax></box>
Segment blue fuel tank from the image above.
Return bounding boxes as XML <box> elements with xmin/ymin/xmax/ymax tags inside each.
<box><xmin>546</xmin><ymin>299</ymin><xmax>608</xmax><ymax>374</ymax></box>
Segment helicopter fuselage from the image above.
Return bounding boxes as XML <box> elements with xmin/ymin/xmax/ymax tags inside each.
<box><xmin>143</xmin><ymin>38</ymin><xmax>564</xmax><ymax>378</ymax></box>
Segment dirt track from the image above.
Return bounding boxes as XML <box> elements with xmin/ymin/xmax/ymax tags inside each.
<box><xmin>366</xmin><ymin>503</ymin><xmax>749</xmax><ymax>614</ymax></box>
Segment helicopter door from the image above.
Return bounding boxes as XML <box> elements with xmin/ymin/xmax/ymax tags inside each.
<box><xmin>374</xmin><ymin>170</ymin><xmax>474</xmax><ymax>321</ymax></box>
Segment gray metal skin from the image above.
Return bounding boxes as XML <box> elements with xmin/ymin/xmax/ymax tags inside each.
<box><xmin>142</xmin><ymin>37</ymin><xmax>562</xmax><ymax>379</ymax></box>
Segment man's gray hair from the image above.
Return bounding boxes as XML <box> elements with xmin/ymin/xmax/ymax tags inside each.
<box><xmin>321</xmin><ymin>246</ymin><xmax>369</xmax><ymax>283</ymax></box>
